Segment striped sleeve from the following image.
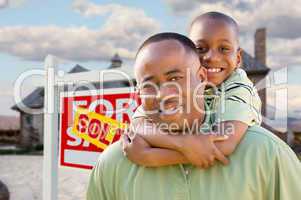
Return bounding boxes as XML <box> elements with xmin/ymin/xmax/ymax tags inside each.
<box><xmin>215</xmin><ymin>81</ymin><xmax>262</xmax><ymax>126</ymax></box>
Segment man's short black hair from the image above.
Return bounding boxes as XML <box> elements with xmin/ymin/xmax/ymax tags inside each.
<box><xmin>190</xmin><ymin>11</ymin><xmax>239</xmax><ymax>36</ymax></box>
<box><xmin>136</xmin><ymin>32</ymin><xmax>198</xmax><ymax>58</ymax></box>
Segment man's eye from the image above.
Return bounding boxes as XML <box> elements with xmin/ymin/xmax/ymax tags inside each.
<box><xmin>142</xmin><ymin>85</ymin><xmax>154</xmax><ymax>90</ymax></box>
<box><xmin>170</xmin><ymin>77</ymin><xmax>183</xmax><ymax>81</ymax></box>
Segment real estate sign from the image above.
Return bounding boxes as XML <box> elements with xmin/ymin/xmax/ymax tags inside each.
<box><xmin>59</xmin><ymin>88</ymin><xmax>139</xmax><ymax>169</ymax></box>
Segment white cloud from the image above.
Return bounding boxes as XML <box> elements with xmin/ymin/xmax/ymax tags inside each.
<box><xmin>0</xmin><ymin>1</ymin><xmax>160</xmax><ymax>62</ymax></box>
<box><xmin>0</xmin><ymin>0</ymin><xmax>26</xmax><ymax>9</ymax></box>
<box><xmin>0</xmin><ymin>0</ymin><xmax>8</xmax><ymax>8</ymax></box>
<box><xmin>164</xmin><ymin>0</ymin><xmax>301</xmax><ymax>67</ymax></box>
<box><xmin>267</xmin><ymin>37</ymin><xmax>301</xmax><ymax>68</ymax></box>
<box><xmin>164</xmin><ymin>0</ymin><xmax>200</xmax><ymax>14</ymax></box>
<box><xmin>175</xmin><ymin>0</ymin><xmax>301</xmax><ymax>39</ymax></box>
<box><xmin>164</xmin><ymin>0</ymin><xmax>301</xmax><ymax>39</ymax></box>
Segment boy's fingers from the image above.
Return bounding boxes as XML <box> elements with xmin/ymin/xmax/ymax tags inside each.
<box><xmin>213</xmin><ymin>146</ymin><xmax>229</xmax><ymax>165</ymax></box>
<box><xmin>210</xmin><ymin>134</ymin><xmax>229</xmax><ymax>142</ymax></box>
<box><xmin>122</xmin><ymin>134</ymin><xmax>130</xmax><ymax>154</ymax></box>
<box><xmin>122</xmin><ymin>134</ymin><xmax>130</xmax><ymax>145</ymax></box>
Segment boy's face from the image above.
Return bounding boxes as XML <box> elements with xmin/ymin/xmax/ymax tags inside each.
<box><xmin>189</xmin><ymin>18</ymin><xmax>241</xmax><ymax>86</ymax></box>
<box><xmin>135</xmin><ymin>40</ymin><xmax>206</xmax><ymax>130</ymax></box>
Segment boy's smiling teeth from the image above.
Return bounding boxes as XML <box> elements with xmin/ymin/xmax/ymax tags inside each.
<box><xmin>207</xmin><ymin>68</ymin><xmax>222</xmax><ymax>73</ymax></box>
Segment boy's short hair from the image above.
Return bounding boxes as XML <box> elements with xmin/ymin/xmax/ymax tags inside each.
<box><xmin>136</xmin><ymin>32</ymin><xmax>198</xmax><ymax>58</ymax></box>
<box><xmin>190</xmin><ymin>11</ymin><xmax>239</xmax><ymax>36</ymax></box>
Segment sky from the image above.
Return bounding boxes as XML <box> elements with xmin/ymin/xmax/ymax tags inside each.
<box><xmin>0</xmin><ymin>0</ymin><xmax>300</xmax><ymax>118</ymax></box>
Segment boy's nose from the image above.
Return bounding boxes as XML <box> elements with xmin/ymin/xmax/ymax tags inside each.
<box><xmin>203</xmin><ymin>49</ymin><xmax>221</xmax><ymax>63</ymax></box>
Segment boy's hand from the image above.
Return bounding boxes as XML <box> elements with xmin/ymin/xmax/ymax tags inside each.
<box><xmin>179</xmin><ymin>134</ymin><xmax>229</xmax><ymax>169</ymax></box>
<box><xmin>122</xmin><ymin>132</ymin><xmax>151</xmax><ymax>166</ymax></box>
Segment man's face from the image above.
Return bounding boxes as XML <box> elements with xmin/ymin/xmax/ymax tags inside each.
<box><xmin>189</xmin><ymin>19</ymin><xmax>241</xmax><ymax>86</ymax></box>
<box><xmin>135</xmin><ymin>40</ymin><xmax>206</xmax><ymax>131</ymax></box>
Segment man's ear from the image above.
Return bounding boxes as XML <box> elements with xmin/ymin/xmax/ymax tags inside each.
<box><xmin>236</xmin><ymin>47</ymin><xmax>242</xmax><ymax>68</ymax></box>
<box><xmin>197</xmin><ymin>66</ymin><xmax>207</xmax><ymax>82</ymax></box>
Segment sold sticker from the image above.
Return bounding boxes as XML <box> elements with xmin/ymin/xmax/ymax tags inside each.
<box><xmin>71</xmin><ymin>107</ymin><xmax>128</xmax><ymax>150</ymax></box>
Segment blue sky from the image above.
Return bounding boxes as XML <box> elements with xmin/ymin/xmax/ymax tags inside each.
<box><xmin>0</xmin><ymin>0</ymin><xmax>300</xmax><ymax>117</ymax></box>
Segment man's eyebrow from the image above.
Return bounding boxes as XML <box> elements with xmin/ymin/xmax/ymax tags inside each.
<box><xmin>164</xmin><ymin>69</ymin><xmax>182</xmax><ymax>76</ymax></box>
<box><xmin>142</xmin><ymin>75</ymin><xmax>154</xmax><ymax>82</ymax></box>
<box><xmin>195</xmin><ymin>39</ymin><xmax>205</xmax><ymax>45</ymax></box>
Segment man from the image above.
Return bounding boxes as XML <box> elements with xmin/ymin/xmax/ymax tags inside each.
<box><xmin>87</xmin><ymin>33</ymin><xmax>301</xmax><ymax>200</ymax></box>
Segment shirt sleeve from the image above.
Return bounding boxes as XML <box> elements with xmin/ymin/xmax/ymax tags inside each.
<box><xmin>215</xmin><ymin>82</ymin><xmax>262</xmax><ymax>126</ymax></box>
<box><xmin>132</xmin><ymin>105</ymin><xmax>147</xmax><ymax>119</ymax></box>
<box><xmin>267</xmin><ymin>145</ymin><xmax>301</xmax><ymax>200</ymax></box>
<box><xmin>86</xmin><ymin>156</ymin><xmax>113</xmax><ymax>200</ymax></box>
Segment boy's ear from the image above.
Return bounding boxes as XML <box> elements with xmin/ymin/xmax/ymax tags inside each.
<box><xmin>236</xmin><ymin>47</ymin><xmax>242</xmax><ymax>68</ymax></box>
<box><xmin>197</xmin><ymin>66</ymin><xmax>207</xmax><ymax>82</ymax></box>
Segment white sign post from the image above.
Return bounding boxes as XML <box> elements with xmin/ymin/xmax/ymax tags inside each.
<box><xmin>42</xmin><ymin>54</ymin><xmax>135</xmax><ymax>199</ymax></box>
<box><xmin>43</xmin><ymin>55</ymin><xmax>59</xmax><ymax>200</ymax></box>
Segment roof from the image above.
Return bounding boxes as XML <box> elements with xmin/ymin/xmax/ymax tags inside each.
<box><xmin>12</xmin><ymin>64</ymin><xmax>90</xmax><ymax>111</ymax></box>
<box><xmin>11</xmin><ymin>87</ymin><xmax>44</xmax><ymax>111</ymax></box>
<box><xmin>241</xmin><ymin>50</ymin><xmax>270</xmax><ymax>75</ymax></box>
<box><xmin>109</xmin><ymin>53</ymin><xmax>122</xmax><ymax>69</ymax></box>
<box><xmin>68</xmin><ymin>64</ymin><xmax>89</xmax><ymax>73</ymax></box>
<box><xmin>111</xmin><ymin>53</ymin><xmax>122</xmax><ymax>63</ymax></box>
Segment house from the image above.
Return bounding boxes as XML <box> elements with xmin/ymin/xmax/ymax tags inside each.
<box><xmin>12</xmin><ymin>28</ymin><xmax>270</xmax><ymax>149</ymax></box>
<box><xmin>11</xmin><ymin>54</ymin><xmax>134</xmax><ymax>148</ymax></box>
<box><xmin>241</xmin><ymin>28</ymin><xmax>269</xmax><ymax>116</ymax></box>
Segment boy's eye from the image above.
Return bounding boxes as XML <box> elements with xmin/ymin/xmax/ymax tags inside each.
<box><xmin>196</xmin><ymin>47</ymin><xmax>207</xmax><ymax>54</ymax></box>
<box><xmin>219</xmin><ymin>46</ymin><xmax>231</xmax><ymax>53</ymax></box>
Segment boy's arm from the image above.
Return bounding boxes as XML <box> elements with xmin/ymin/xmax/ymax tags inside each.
<box><xmin>122</xmin><ymin>117</ymin><xmax>190</xmax><ymax>167</ymax></box>
<box><xmin>138</xmin><ymin>120</ymin><xmax>247</xmax><ymax>162</ymax></box>
<box><xmin>212</xmin><ymin>77</ymin><xmax>259</xmax><ymax>155</ymax></box>
<box><xmin>129</xmin><ymin>117</ymin><xmax>229</xmax><ymax>168</ymax></box>
<box><xmin>213</xmin><ymin>120</ymin><xmax>248</xmax><ymax>156</ymax></box>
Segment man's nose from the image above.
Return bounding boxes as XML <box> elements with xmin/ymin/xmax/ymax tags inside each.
<box><xmin>203</xmin><ymin>49</ymin><xmax>220</xmax><ymax>63</ymax></box>
<box><xmin>156</xmin><ymin>85</ymin><xmax>179</xmax><ymax>100</ymax></box>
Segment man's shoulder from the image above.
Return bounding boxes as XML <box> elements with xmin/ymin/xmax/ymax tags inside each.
<box><xmin>92</xmin><ymin>141</ymin><xmax>133</xmax><ymax>175</ymax></box>
<box><xmin>242</xmin><ymin>125</ymin><xmax>290</xmax><ymax>151</ymax></box>
<box><xmin>98</xmin><ymin>141</ymin><xmax>125</xmax><ymax>165</ymax></box>
<box><xmin>87</xmin><ymin>141</ymin><xmax>129</xmax><ymax>199</ymax></box>
<box><xmin>232</xmin><ymin>125</ymin><xmax>297</xmax><ymax>171</ymax></box>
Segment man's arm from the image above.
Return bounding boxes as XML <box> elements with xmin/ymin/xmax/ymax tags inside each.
<box><xmin>213</xmin><ymin>120</ymin><xmax>248</xmax><ymax>156</ymax></box>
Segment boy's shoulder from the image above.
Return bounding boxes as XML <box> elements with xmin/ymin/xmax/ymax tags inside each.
<box><xmin>223</xmin><ymin>68</ymin><xmax>253</xmax><ymax>88</ymax></box>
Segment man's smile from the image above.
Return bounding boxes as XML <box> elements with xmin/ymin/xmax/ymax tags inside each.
<box><xmin>159</xmin><ymin>98</ymin><xmax>183</xmax><ymax>116</ymax></box>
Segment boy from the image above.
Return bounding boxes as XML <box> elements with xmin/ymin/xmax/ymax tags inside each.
<box><xmin>123</xmin><ymin>12</ymin><xmax>261</xmax><ymax>168</ymax></box>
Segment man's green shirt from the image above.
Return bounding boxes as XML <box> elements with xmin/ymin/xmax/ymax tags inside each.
<box><xmin>87</xmin><ymin>125</ymin><xmax>301</xmax><ymax>200</ymax></box>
